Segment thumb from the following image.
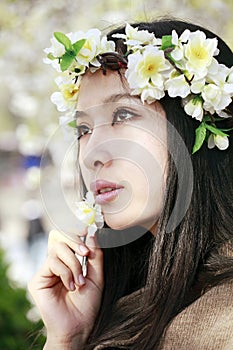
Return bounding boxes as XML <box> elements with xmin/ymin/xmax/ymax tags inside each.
<box><xmin>85</xmin><ymin>235</ymin><xmax>104</xmax><ymax>291</ymax></box>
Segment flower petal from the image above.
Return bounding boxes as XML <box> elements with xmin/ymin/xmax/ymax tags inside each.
<box><xmin>214</xmin><ymin>135</ymin><xmax>229</xmax><ymax>150</ymax></box>
<box><xmin>86</xmin><ymin>191</ymin><xmax>95</xmax><ymax>206</ymax></box>
<box><xmin>88</xmin><ymin>224</ymin><xmax>98</xmax><ymax>237</ymax></box>
<box><xmin>207</xmin><ymin>134</ymin><xmax>215</xmax><ymax>149</ymax></box>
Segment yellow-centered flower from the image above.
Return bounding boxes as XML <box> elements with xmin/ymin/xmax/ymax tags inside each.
<box><xmin>75</xmin><ymin>191</ymin><xmax>104</xmax><ymax>237</ymax></box>
<box><xmin>61</xmin><ymin>83</ymin><xmax>79</xmax><ymax>102</ymax></box>
<box><xmin>185</xmin><ymin>31</ymin><xmax>218</xmax><ymax>77</ymax></box>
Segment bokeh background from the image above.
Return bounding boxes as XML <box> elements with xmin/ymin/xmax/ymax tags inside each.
<box><xmin>0</xmin><ymin>0</ymin><xmax>232</xmax><ymax>348</ymax></box>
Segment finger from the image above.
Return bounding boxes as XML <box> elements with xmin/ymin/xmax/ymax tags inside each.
<box><xmin>48</xmin><ymin>229</ymin><xmax>89</xmax><ymax>256</ymax></box>
<box><xmin>85</xmin><ymin>235</ymin><xmax>104</xmax><ymax>290</ymax></box>
<box><xmin>28</xmin><ymin>256</ymin><xmax>74</xmax><ymax>293</ymax></box>
<box><xmin>49</xmin><ymin>256</ymin><xmax>75</xmax><ymax>291</ymax></box>
<box><xmin>53</xmin><ymin>241</ymin><xmax>85</xmax><ymax>287</ymax></box>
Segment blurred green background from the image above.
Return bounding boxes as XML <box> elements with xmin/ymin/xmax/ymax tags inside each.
<box><xmin>0</xmin><ymin>0</ymin><xmax>232</xmax><ymax>348</ymax></box>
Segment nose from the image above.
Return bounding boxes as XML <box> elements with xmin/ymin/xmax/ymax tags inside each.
<box><xmin>80</xmin><ymin>125</ymin><xmax>113</xmax><ymax>170</ymax></box>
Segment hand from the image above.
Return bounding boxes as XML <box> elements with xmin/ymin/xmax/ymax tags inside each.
<box><xmin>28</xmin><ymin>229</ymin><xmax>104</xmax><ymax>349</ymax></box>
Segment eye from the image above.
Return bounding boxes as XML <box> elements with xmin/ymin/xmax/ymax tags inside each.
<box><xmin>76</xmin><ymin>124</ymin><xmax>92</xmax><ymax>140</ymax></box>
<box><xmin>112</xmin><ymin>108</ymin><xmax>138</xmax><ymax>125</ymax></box>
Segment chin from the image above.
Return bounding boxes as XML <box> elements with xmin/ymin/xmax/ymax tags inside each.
<box><xmin>105</xmin><ymin>220</ymin><xmax>129</xmax><ymax>231</ymax></box>
<box><xmin>104</xmin><ymin>215</ymin><xmax>132</xmax><ymax>231</ymax></box>
<box><xmin>104</xmin><ymin>215</ymin><xmax>156</xmax><ymax>232</ymax></box>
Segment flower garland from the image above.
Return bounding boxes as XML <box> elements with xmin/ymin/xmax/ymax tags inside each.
<box><xmin>44</xmin><ymin>23</ymin><xmax>233</xmax><ymax>153</ymax></box>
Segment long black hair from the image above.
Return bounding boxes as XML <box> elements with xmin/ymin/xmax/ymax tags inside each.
<box><xmin>81</xmin><ymin>18</ymin><xmax>233</xmax><ymax>349</ymax></box>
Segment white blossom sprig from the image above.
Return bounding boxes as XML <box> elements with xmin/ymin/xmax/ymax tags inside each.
<box><xmin>75</xmin><ymin>191</ymin><xmax>104</xmax><ymax>237</ymax></box>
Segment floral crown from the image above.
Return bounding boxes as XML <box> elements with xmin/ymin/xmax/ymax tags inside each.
<box><xmin>44</xmin><ymin>23</ymin><xmax>233</xmax><ymax>153</ymax></box>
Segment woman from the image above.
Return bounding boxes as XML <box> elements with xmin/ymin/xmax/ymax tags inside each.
<box><xmin>28</xmin><ymin>18</ymin><xmax>233</xmax><ymax>349</ymax></box>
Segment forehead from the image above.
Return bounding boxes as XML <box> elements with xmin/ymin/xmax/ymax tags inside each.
<box><xmin>77</xmin><ymin>70</ymin><xmax>131</xmax><ymax>110</ymax></box>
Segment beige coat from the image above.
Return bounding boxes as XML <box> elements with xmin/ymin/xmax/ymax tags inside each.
<box><xmin>94</xmin><ymin>280</ymin><xmax>233</xmax><ymax>350</ymax></box>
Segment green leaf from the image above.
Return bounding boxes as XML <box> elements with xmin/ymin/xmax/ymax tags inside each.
<box><xmin>73</xmin><ymin>39</ymin><xmax>86</xmax><ymax>55</ymax></box>
<box><xmin>204</xmin><ymin>124</ymin><xmax>229</xmax><ymax>137</ymax></box>
<box><xmin>60</xmin><ymin>52</ymin><xmax>76</xmax><ymax>71</ymax></box>
<box><xmin>68</xmin><ymin>119</ymin><xmax>77</xmax><ymax>128</ymax></box>
<box><xmin>192</xmin><ymin>123</ymin><xmax>207</xmax><ymax>154</ymax></box>
<box><xmin>161</xmin><ymin>35</ymin><xmax>173</xmax><ymax>50</ymax></box>
<box><xmin>220</xmin><ymin>128</ymin><xmax>233</xmax><ymax>132</ymax></box>
<box><xmin>54</xmin><ymin>32</ymin><xmax>72</xmax><ymax>51</ymax></box>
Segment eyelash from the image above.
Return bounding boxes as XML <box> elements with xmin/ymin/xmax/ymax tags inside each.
<box><xmin>76</xmin><ymin>108</ymin><xmax>138</xmax><ymax>140</ymax></box>
<box><xmin>76</xmin><ymin>124</ymin><xmax>92</xmax><ymax>140</ymax></box>
<box><xmin>112</xmin><ymin>108</ymin><xmax>138</xmax><ymax>125</ymax></box>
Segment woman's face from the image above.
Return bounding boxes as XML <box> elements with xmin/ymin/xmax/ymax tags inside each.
<box><xmin>77</xmin><ymin>70</ymin><xmax>167</xmax><ymax>232</ymax></box>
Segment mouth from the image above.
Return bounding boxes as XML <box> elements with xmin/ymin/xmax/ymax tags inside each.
<box><xmin>90</xmin><ymin>180</ymin><xmax>124</xmax><ymax>204</ymax></box>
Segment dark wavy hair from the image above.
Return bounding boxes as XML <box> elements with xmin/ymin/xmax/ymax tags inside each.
<box><xmin>79</xmin><ymin>18</ymin><xmax>233</xmax><ymax>350</ymax></box>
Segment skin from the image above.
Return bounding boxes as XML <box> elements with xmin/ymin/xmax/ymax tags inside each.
<box><xmin>78</xmin><ymin>70</ymin><xmax>167</xmax><ymax>233</ymax></box>
<box><xmin>28</xmin><ymin>70</ymin><xmax>167</xmax><ymax>349</ymax></box>
<box><xmin>28</xmin><ymin>230</ymin><xmax>103</xmax><ymax>350</ymax></box>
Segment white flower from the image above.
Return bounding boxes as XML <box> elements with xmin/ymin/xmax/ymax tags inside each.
<box><xmin>68</xmin><ymin>29</ymin><xmax>103</xmax><ymax>67</ymax></box>
<box><xmin>217</xmin><ymin>110</ymin><xmax>232</xmax><ymax>118</ymax></box>
<box><xmin>190</xmin><ymin>78</ymin><xmax>206</xmax><ymax>94</ymax></box>
<box><xmin>126</xmin><ymin>46</ymin><xmax>170</xmax><ymax>93</ymax></box>
<box><xmin>202</xmin><ymin>83</ymin><xmax>232</xmax><ymax>113</ymax></box>
<box><xmin>113</xmin><ymin>23</ymin><xmax>159</xmax><ymax>48</ymax></box>
<box><xmin>68</xmin><ymin>61</ymin><xmax>86</xmax><ymax>75</ymax></box>
<box><xmin>44</xmin><ymin>37</ymin><xmax>65</xmax><ymax>71</ymax></box>
<box><xmin>207</xmin><ymin>134</ymin><xmax>229</xmax><ymax>150</ymax></box>
<box><xmin>206</xmin><ymin>57</ymin><xmax>219</xmax><ymax>76</ymax></box>
<box><xmin>51</xmin><ymin>76</ymin><xmax>81</xmax><ymax>112</ymax></box>
<box><xmin>165</xmin><ymin>70</ymin><xmax>190</xmax><ymax>98</ymax></box>
<box><xmin>207</xmin><ymin>62</ymin><xmax>233</xmax><ymax>95</ymax></box>
<box><xmin>75</xmin><ymin>191</ymin><xmax>104</xmax><ymax>237</ymax></box>
<box><xmin>207</xmin><ymin>60</ymin><xmax>232</xmax><ymax>87</ymax></box>
<box><xmin>171</xmin><ymin>29</ymin><xmax>190</xmax><ymax>61</ymax></box>
<box><xmin>184</xmin><ymin>30</ymin><xmax>219</xmax><ymax>78</ymax></box>
<box><xmin>132</xmin><ymin>84</ymin><xmax>165</xmax><ymax>104</ymax></box>
<box><xmin>199</xmin><ymin>62</ymin><xmax>233</xmax><ymax>115</ymax></box>
<box><xmin>45</xmin><ymin>37</ymin><xmax>66</xmax><ymax>57</ymax></box>
<box><xmin>183</xmin><ymin>96</ymin><xmax>204</xmax><ymax>121</ymax></box>
<box><xmin>43</xmin><ymin>58</ymin><xmax>61</xmax><ymax>72</ymax></box>
<box><xmin>99</xmin><ymin>35</ymin><xmax>115</xmax><ymax>54</ymax></box>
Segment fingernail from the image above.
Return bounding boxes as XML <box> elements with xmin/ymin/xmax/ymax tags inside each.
<box><xmin>78</xmin><ymin>274</ymin><xmax>85</xmax><ymax>286</ymax></box>
<box><xmin>79</xmin><ymin>244</ymin><xmax>89</xmax><ymax>254</ymax></box>
<box><xmin>69</xmin><ymin>281</ymin><xmax>75</xmax><ymax>291</ymax></box>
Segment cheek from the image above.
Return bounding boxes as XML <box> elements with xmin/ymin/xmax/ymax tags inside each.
<box><xmin>129</xmin><ymin>137</ymin><xmax>167</xmax><ymax>226</ymax></box>
<box><xmin>103</xmin><ymin>154</ymin><xmax>166</xmax><ymax>230</ymax></box>
<box><xmin>132</xmin><ymin>150</ymin><xmax>166</xmax><ymax>221</ymax></box>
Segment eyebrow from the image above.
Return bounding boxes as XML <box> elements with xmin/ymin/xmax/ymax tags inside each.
<box><xmin>75</xmin><ymin>110</ymin><xmax>88</xmax><ymax>119</ymax></box>
<box><xmin>102</xmin><ymin>93</ymin><xmax>139</xmax><ymax>103</ymax></box>
<box><xmin>75</xmin><ymin>93</ymin><xmax>140</xmax><ymax>120</ymax></box>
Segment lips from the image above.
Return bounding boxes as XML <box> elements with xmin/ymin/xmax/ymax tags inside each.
<box><xmin>90</xmin><ymin>180</ymin><xmax>124</xmax><ymax>204</ymax></box>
